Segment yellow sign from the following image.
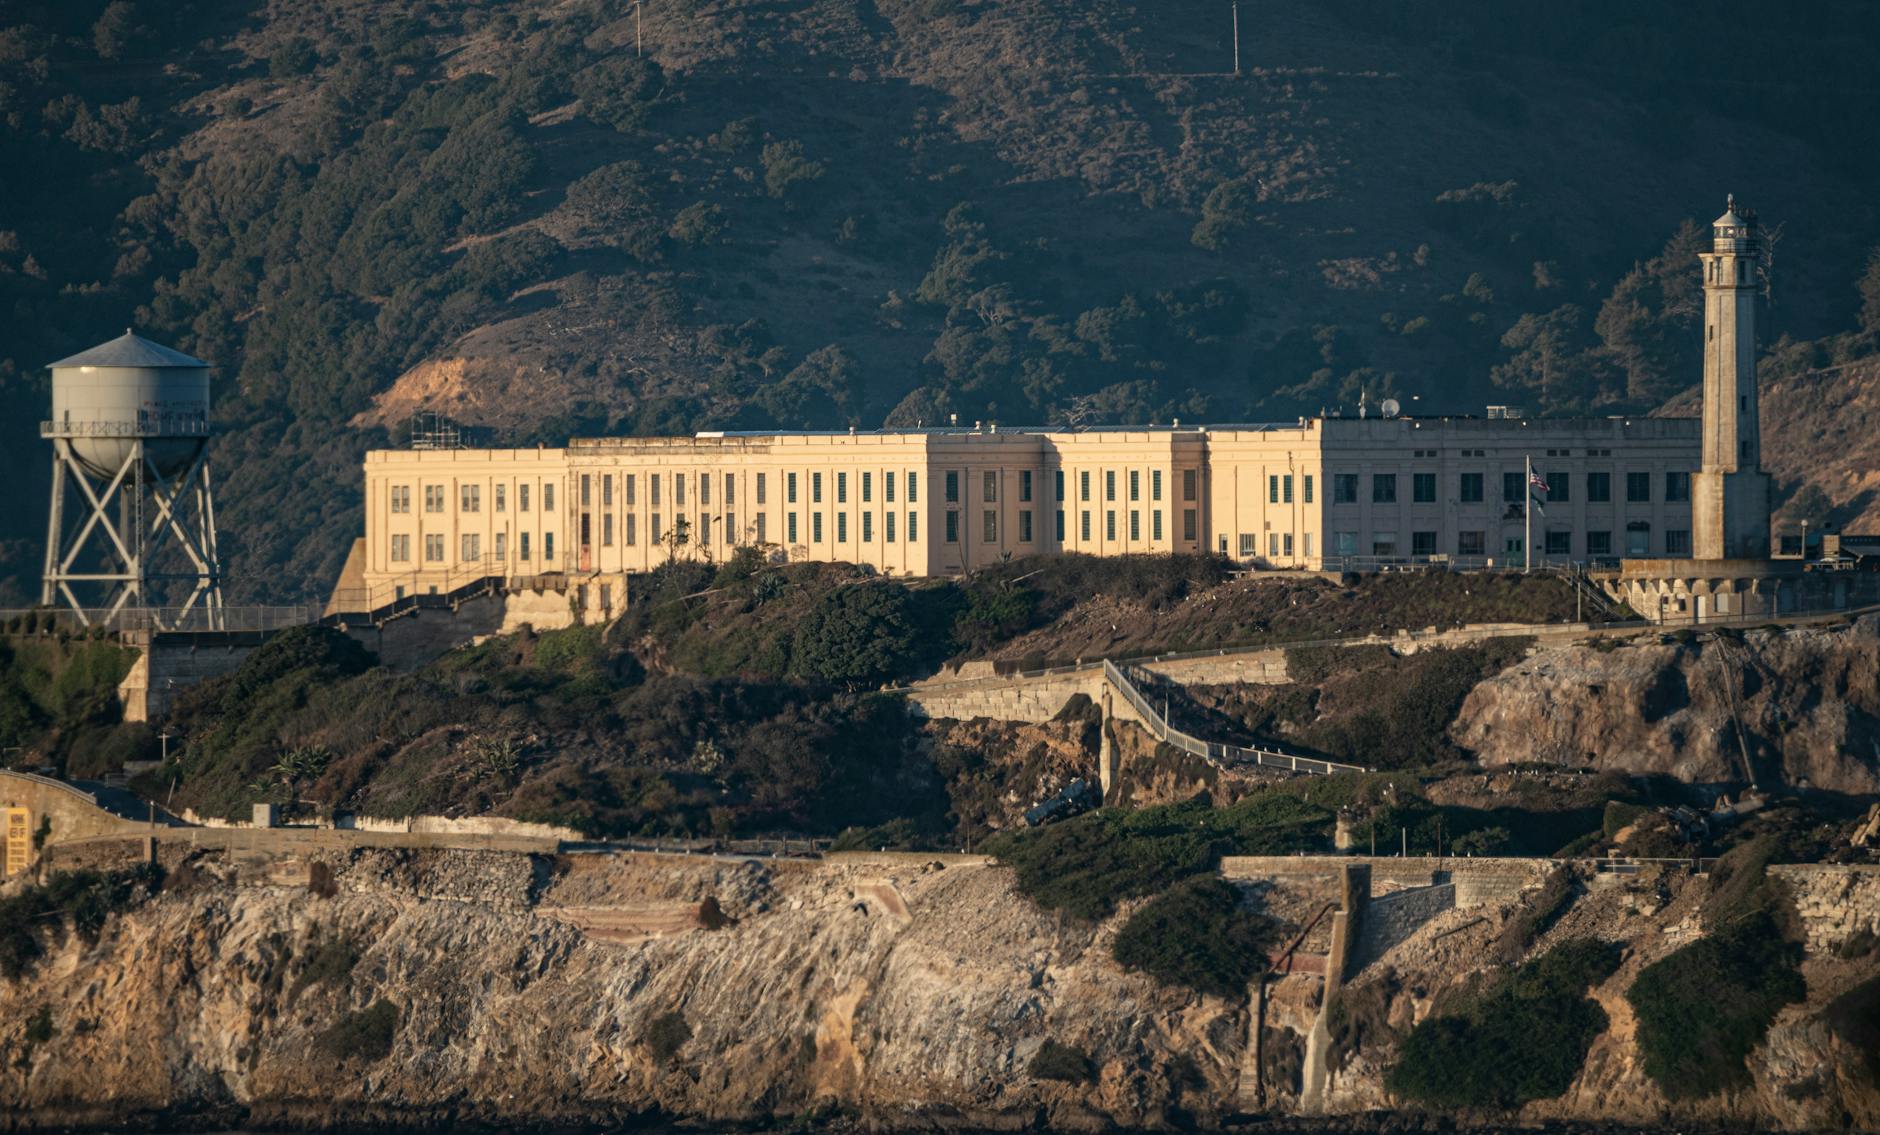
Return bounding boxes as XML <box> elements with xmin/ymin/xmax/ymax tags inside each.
<box><xmin>3</xmin><ymin>808</ymin><xmax>29</xmax><ymax>877</ymax></box>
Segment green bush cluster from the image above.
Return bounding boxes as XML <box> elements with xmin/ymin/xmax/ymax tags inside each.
<box><xmin>0</xmin><ymin>637</ymin><xmax>141</xmax><ymax>767</ymax></box>
<box><xmin>159</xmin><ymin>620</ymin><xmax>939</xmax><ymax>839</ymax></box>
<box><xmin>1286</xmin><ymin>638</ymin><xmax>1532</xmax><ymax>769</ymax></box>
<box><xmin>1625</xmin><ymin>840</ymin><xmax>1805</xmax><ymax>1099</ymax></box>
<box><xmin>1387</xmin><ymin>938</ymin><xmax>1621</xmax><ymax>1109</ymax></box>
<box><xmin>1111</xmin><ymin>876</ymin><xmax>1276</xmax><ymax>998</ymax></box>
<box><xmin>0</xmin><ymin>864</ymin><xmax>163</xmax><ymax>980</ymax></box>
<box><xmin>986</xmin><ymin>792</ymin><xmax>1331</xmax><ymax>920</ymax></box>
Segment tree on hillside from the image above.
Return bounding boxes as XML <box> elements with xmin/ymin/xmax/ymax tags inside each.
<box><xmin>761</xmin><ymin>140</ymin><xmax>825</xmax><ymax>199</ymax></box>
<box><xmin>762</xmin><ymin>345</ymin><xmax>863</xmax><ymax>428</ymax></box>
<box><xmin>1595</xmin><ymin>221</ymin><xmax>1706</xmax><ymax>404</ymax></box>
<box><xmin>1858</xmin><ymin>246</ymin><xmax>1880</xmax><ymax>337</ymax></box>
<box><xmin>1490</xmin><ymin>305</ymin><xmax>1615</xmax><ymax>408</ymax></box>
<box><xmin>572</xmin><ymin>55</ymin><xmax>663</xmax><ymax>132</ymax></box>
<box><xmin>91</xmin><ymin>2</ymin><xmax>141</xmax><ymax>61</ymax></box>
<box><xmin>566</xmin><ymin>161</ymin><xmax>664</xmax><ymax>260</ymax></box>
<box><xmin>790</xmin><ymin>583</ymin><xmax>923</xmax><ymax>686</ymax></box>
<box><xmin>1191</xmin><ymin>178</ymin><xmax>1257</xmax><ymax>252</ymax></box>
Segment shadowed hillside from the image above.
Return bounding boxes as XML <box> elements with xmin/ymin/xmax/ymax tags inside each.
<box><xmin>2</xmin><ymin>0</ymin><xmax>1878</xmax><ymax>601</ymax></box>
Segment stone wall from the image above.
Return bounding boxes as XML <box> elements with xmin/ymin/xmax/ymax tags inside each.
<box><xmin>1770</xmin><ymin>864</ymin><xmax>1880</xmax><ymax>955</ymax></box>
<box><xmin>903</xmin><ymin>673</ymin><xmax>1106</xmax><ymax>725</ymax></box>
<box><xmin>1141</xmin><ymin>649</ymin><xmax>1290</xmax><ymax>686</ymax></box>
<box><xmin>1352</xmin><ymin>882</ymin><xmax>1456</xmax><ymax>969</ymax></box>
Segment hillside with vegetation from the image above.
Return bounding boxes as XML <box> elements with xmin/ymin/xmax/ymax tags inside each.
<box><xmin>1</xmin><ymin>1</ymin><xmax>1879</xmax><ymax>602</ymax></box>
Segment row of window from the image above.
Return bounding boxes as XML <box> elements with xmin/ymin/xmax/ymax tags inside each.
<box><xmin>391</xmin><ymin>483</ymin><xmax>556</xmax><ymax>515</ymax></box>
<box><xmin>390</xmin><ymin>531</ymin><xmax>556</xmax><ymax>564</ymax></box>
<box><xmin>1316</xmin><ymin>526</ymin><xmax>1690</xmax><ymax>558</ymax></box>
<box><xmin>953</xmin><ymin>467</ymin><xmax>1200</xmax><ymax>505</ymax></box>
<box><xmin>1329</xmin><ymin>471</ymin><xmax>1692</xmax><ymax>505</ymax></box>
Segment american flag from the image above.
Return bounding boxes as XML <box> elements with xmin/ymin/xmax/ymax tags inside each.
<box><xmin>1529</xmin><ymin>469</ymin><xmax>1550</xmax><ymax>494</ymax></box>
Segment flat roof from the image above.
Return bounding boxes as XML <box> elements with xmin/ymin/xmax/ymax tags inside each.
<box><xmin>665</xmin><ymin>414</ymin><xmax>1698</xmax><ymax>440</ymax></box>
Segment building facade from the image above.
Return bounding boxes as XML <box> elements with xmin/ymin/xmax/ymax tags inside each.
<box><xmin>339</xmin><ymin>415</ymin><xmax>1699</xmax><ymax>609</ymax></box>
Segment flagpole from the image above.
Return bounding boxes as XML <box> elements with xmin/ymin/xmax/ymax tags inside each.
<box><xmin>1525</xmin><ymin>453</ymin><xmax>1532</xmax><ymax>574</ymax></box>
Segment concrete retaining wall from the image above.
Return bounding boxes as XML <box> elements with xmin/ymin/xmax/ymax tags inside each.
<box><xmin>119</xmin><ymin>640</ymin><xmax>256</xmax><ymax>721</ymax></box>
<box><xmin>1140</xmin><ymin>649</ymin><xmax>1291</xmax><ymax>687</ymax></box>
<box><xmin>55</xmin><ymin>825</ymin><xmax>561</xmax><ymax>859</ymax></box>
<box><xmin>1221</xmin><ymin>855</ymin><xmax>1549</xmax><ymax>905</ymax></box>
<box><xmin>0</xmin><ymin>771</ymin><xmax>140</xmax><ymax>875</ymax></box>
<box><xmin>904</xmin><ymin>673</ymin><xmax>1104</xmax><ymax>725</ymax></box>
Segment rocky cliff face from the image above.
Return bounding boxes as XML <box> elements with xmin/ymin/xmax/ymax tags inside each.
<box><xmin>3</xmin><ymin>846</ymin><xmax>1876</xmax><ymax>1132</ymax></box>
<box><xmin>0</xmin><ymin>849</ymin><xmax>1234</xmax><ymax>1131</ymax></box>
<box><xmin>1452</xmin><ymin>615</ymin><xmax>1880</xmax><ymax>792</ymax></box>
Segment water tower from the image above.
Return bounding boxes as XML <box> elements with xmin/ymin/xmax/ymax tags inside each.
<box><xmin>40</xmin><ymin>329</ymin><xmax>223</xmax><ymax>627</ymax></box>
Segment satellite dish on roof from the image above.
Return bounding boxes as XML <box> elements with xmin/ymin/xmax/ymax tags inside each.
<box><xmin>1380</xmin><ymin>398</ymin><xmax>1401</xmax><ymax>419</ymax></box>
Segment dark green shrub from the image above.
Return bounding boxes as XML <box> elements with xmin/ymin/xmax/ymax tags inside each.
<box><xmin>1388</xmin><ymin>938</ymin><xmax>1621</xmax><ymax>1109</ymax></box>
<box><xmin>0</xmin><ymin>865</ymin><xmax>162</xmax><ymax>979</ymax></box>
<box><xmin>830</xmin><ymin>818</ymin><xmax>933</xmax><ymax>852</ymax></box>
<box><xmin>1627</xmin><ymin>912</ymin><xmax>1803</xmax><ymax>1098</ymax></box>
<box><xmin>1192</xmin><ymin>178</ymin><xmax>1256</xmax><ymax>252</ymax></box>
<box><xmin>269</xmin><ymin>36</ymin><xmax>318</xmax><ymax>78</ymax></box>
<box><xmin>646</xmin><ymin>1010</ymin><xmax>691</xmax><ymax>1063</ymax></box>
<box><xmin>23</xmin><ymin>1006</ymin><xmax>53</xmax><ymax>1048</ymax></box>
<box><xmin>1602</xmin><ymin>800</ymin><xmax>1650</xmax><ymax>839</ymax></box>
<box><xmin>790</xmin><ymin>582</ymin><xmax>924</xmax><ymax>685</ymax></box>
<box><xmin>1112</xmin><ymin>876</ymin><xmax>1276</xmax><ymax>998</ymax></box>
<box><xmin>1626</xmin><ymin>839</ymin><xmax>1804</xmax><ymax>1098</ymax></box>
<box><xmin>564</xmin><ymin>161</ymin><xmax>663</xmax><ymax>259</ymax></box>
<box><xmin>1028</xmin><ymin>1039</ymin><xmax>1094</xmax><ymax>1083</ymax></box>
<box><xmin>952</xmin><ymin>584</ymin><xmax>1038</xmax><ymax>653</ymax></box>
<box><xmin>761</xmin><ymin>140</ymin><xmax>825</xmax><ymax>198</ymax></box>
<box><xmin>571</xmin><ymin>55</ymin><xmax>663</xmax><ymax>131</ymax></box>
<box><xmin>987</xmin><ymin>793</ymin><xmax>1331</xmax><ymax>920</ymax></box>
<box><xmin>316</xmin><ymin>999</ymin><xmax>399</xmax><ymax>1062</ymax></box>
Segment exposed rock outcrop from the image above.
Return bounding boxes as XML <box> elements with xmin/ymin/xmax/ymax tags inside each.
<box><xmin>1452</xmin><ymin>616</ymin><xmax>1880</xmax><ymax>792</ymax></box>
<box><xmin>5</xmin><ymin>847</ymin><xmax>1877</xmax><ymax>1132</ymax></box>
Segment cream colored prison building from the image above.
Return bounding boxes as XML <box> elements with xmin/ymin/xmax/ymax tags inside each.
<box><xmin>343</xmin><ymin>417</ymin><xmax>1700</xmax><ymax>607</ymax></box>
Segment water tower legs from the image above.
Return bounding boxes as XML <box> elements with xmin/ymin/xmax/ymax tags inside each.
<box><xmin>41</xmin><ymin>435</ymin><xmax>224</xmax><ymax>629</ymax></box>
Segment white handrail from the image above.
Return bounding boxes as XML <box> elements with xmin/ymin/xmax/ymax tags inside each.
<box><xmin>1100</xmin><ymin>659</ymin><xmax>1369</xmax><ymax>777</ymax></box>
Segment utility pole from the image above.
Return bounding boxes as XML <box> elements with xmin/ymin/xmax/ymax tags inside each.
<box><xmin>636</xmin><ymin>1</ymin><xmax>644</xmax><ymax>57</ymax></box>
<box><xmin>1232</xmin><ymin>1</ymin><xmax>1241</xmax><ymax>76</ymax></box>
